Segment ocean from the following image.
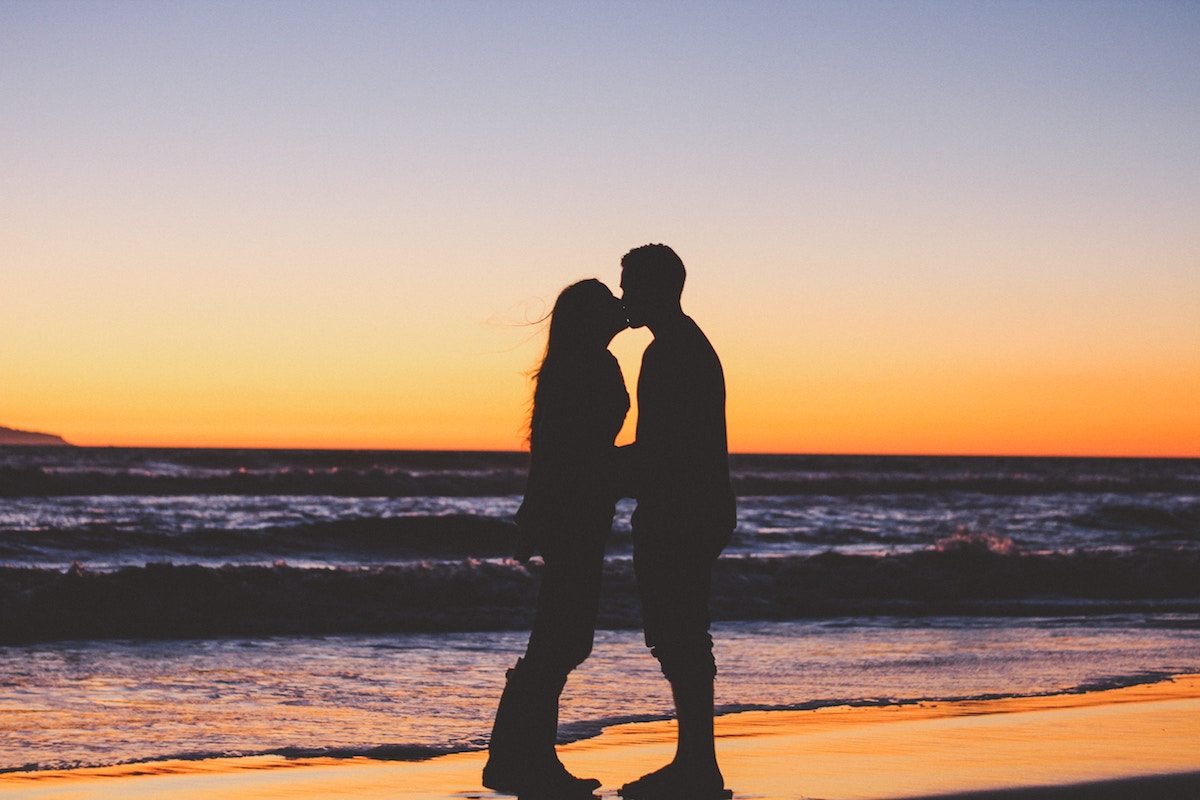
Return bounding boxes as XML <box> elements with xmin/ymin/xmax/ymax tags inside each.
<box><xmin>2</xmin><ymin>448</ymin><xmax>1198</xmax><ymax>773</ymax></box>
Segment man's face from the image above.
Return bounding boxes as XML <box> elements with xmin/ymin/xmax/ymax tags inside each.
<box><xmin>600</xmin><ymin>286</ymin><xmax>629</xmax><ymax>339</ymax></box>
<box><xmin>620</xmin><ymin>268</ymin><xmax>649</xmax><ymax>329</ymax></box>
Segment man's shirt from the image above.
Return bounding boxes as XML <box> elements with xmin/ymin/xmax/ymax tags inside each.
<box><xmin>630</xmin><ymin>315</ymin><xmax>736</xmax><ymax>533</ymax></box>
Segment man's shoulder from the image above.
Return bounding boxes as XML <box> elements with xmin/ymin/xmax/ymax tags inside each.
<box><xmin>640</xmin><ymin>337</ymin><xmax>662</xmax><ymax>363</ymax></box>
<box><xmin>646</xmin><ymin>318</ymin><xmax>719</xmax><ymax>361</ymax></box>
<box><xmin>678</xmin><ymin>317</ymin><xmax>722</xmax><ymax>365</ymax></box>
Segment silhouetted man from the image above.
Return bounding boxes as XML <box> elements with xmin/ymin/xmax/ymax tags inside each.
<box><xmin>617</xmin><ymin>244</ymin><xmax>736</xmax><ymax>800</ymax></box>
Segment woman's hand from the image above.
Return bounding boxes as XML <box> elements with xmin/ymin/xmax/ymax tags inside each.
<box><xmin>610</xmin><ymin>443</ymin><xmax>640</xmax><ymax>500</ymax></box>
<box><xmin>513</xmin><ymin>525</ymin><xmax>539</xmax><ymax>563</ymax></box>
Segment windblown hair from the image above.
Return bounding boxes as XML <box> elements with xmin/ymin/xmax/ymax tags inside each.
<box><xmin>528</xmin><ymin>279</ymin><xmax>611</xmax><ymax>441</ymax></box>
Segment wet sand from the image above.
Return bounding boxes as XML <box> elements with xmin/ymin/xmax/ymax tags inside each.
<box><xmin>3</xmin><ymin>675</ymin><xmax>1198</xmax><ymax>799</ymax></box>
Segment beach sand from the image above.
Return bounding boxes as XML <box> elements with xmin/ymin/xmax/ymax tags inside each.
<box><xmin>3</xmin><ymin>675</ymin><xmax>1198</xmax><ymax>800</ymax></box>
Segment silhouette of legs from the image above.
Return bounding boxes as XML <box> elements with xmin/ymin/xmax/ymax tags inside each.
<box><xmin>621</xmin><ymin>527</ymin><xmax>731</xmax><ymax>799</ymax></box>
<box><xmin>483</xmin><ymin>530</ymin><xmax>606</xmax><ymax>797</ymax></box>
<box><xmin>483</xmin><ymin>659</ymin><xmax>598</xmax><ymax>797</ymax></box>
<box><xmin>618</xmin><ymin>662</ymin><xmax>730</xmax><ymax>799</ymax></box>
<box><xmin>671</xmin><ymin>672</ymin><xmax>718</xmax><ymax>774</ymax></box>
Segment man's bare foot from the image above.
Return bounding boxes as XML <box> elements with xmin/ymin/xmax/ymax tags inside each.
<box><xmin>618</xmin><ymin>762</ymin><xmax>677</xmax><ymax>796</ymax></box>
<box><xmin>618</xmin><ymin>760</ymin><xmax>731</xmax><ymax>799</ymax></box>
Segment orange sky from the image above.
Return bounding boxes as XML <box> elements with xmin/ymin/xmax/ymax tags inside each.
<box><xmin>4</xmin><ymin>279</ymin><xmax>1196</xmax><ymax>455</ymax></box>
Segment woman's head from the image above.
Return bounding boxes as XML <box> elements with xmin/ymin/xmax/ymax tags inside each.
<box><xmin>529</xmin><ymin>279</ymin><xmax>627</xmax><ymax>439</ymax></box>
<box><xmin>543</xmin><ymin>278</ymin><xmax>627</xmax><ymax>357</ymax></box>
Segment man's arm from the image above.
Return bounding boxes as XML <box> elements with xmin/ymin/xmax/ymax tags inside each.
<box><xmin>612</xmin><ymin>443</ymin><xmax>642</xmax><ymax>499</ymax></box>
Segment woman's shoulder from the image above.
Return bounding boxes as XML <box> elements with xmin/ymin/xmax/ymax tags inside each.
<box><xmin>537</xmin><ymin>356</ymin><xmax>614</xmax><ymax>397</ymax></box>
<box><xmin>598</xmin><ymin>351</ymin><xmax>629</xmax><ymax>395</ymax></box>
<box><xmin>548</xmin><ymin>353</ymin><xmax>627</xmax><ymax>410</ymax></box>
<box><xmin>553</xmin><ymin>350</ymin><xmax>624</xmax><ymax>380</ymax></box>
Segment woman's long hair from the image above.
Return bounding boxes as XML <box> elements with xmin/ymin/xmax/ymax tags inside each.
<box><xmin>528</xmin><ymin>279</ymin><xmax>610</xmax><ymax>442</ymax></box>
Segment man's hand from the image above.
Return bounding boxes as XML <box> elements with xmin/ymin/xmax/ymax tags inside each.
<box><xmin>611</xmin><ymin>443</ymin><xmax>641</xmax><ymax>499</ymax></box>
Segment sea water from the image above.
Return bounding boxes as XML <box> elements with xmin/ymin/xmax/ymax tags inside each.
<box><xmin>1</xmin><ymin>449</ymin><xmax>1198</xmax><ymax>772</ymax></box>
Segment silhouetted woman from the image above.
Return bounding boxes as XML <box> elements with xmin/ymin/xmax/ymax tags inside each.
<box><xmin>483</xmin><ymin>279</ymin><xmax>629</xmax><ymax>797</ymax></box>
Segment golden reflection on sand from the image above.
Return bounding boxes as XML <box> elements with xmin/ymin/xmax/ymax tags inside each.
<box><xmin>3</xmin><ymin>675</ymin><xmax>1199</xmax><ymax>799</ymax></box>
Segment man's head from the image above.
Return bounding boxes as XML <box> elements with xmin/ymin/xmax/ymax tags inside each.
<box><xmin>619</xmin><ymin>243</ymin><xmax>686</xmax><ymax>329</ymax></box>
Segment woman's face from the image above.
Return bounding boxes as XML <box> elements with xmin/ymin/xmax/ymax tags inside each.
<box><xmin>595</xmin><ymin>285</ymin><xmax>629</xmax><ymax>342</ymax></box>
<box><xmin>555</xmin><ymin>280</ymin><xmax>628</xmax><ymax>348</ymax></box>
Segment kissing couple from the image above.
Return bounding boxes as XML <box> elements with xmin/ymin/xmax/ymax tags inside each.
<box><xmin>483</xmin><ymin>244</ymin><xmax>737</xmax><ymax>799</ymax></box>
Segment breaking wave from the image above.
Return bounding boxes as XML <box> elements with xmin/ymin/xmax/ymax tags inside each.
<box><xmin>3</xmin><ymin>548</ymin><xmax>1197</xmax><ymax>644</ymax></box>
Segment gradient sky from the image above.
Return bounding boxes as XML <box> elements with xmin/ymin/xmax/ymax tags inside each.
<box><xmin>2</xmin><ymin>1</ymin><xmax>1197</xmax><ymax>455</ymax></box>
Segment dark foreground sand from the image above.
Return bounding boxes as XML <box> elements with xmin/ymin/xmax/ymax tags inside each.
<box><xmin>2</xmin><ymin>675</ymin><xmax>1198</xmax><ymax>799</ymax></box>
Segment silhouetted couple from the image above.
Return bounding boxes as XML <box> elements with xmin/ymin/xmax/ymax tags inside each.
<box><xmin>483</xmin><ymin>244</ymin><xmax>736</xmax><ymax>799</ymax></box>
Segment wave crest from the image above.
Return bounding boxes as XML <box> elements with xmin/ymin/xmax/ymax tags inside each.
<box><xmin>3</xmin><ymin>548</ymin><xmax>1198</xmax><ymax>644</ymax></box>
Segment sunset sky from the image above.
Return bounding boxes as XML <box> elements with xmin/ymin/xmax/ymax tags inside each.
<box><xmin>3</xmin><ymin>1</ymin><xmax>1197</xmax><ymax>455</ymax></box>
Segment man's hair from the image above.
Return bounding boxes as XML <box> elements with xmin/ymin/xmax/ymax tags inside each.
<box><xmin>621</xmin><ymin>243</ymin><xmax>686</xmax><ymax>298</ymax></box>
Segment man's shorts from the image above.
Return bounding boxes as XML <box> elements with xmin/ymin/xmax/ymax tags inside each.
<box><xmin>631</xmin><ymin>526</ymin><xmax>730</xmax><ymax>671</ymax></box>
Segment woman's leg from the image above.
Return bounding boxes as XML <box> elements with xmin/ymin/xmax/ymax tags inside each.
<box><xmin>524</xmin><ymin>532</ymin><xmax>606</xmax><ymax>675</ymax></box>
<box><xmin>483</xmin><ymin>530</ymin><xmax>606</xmax><ymax>794</ymax></box>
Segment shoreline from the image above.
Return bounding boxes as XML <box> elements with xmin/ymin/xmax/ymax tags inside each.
<box><xmin>3</xmin><ymin>674</ymin><xmax>1198</xmax><ymax>799</ymax></box>
<box><xmin>1</xmin><ymin>668</ymin><xmax>1187</xmax><ymax>777</ymax></box>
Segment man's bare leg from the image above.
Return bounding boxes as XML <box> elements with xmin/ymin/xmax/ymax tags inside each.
<box><xmin>620</xmin><ymin>673</ymin><xmax>729</xmax><ymax>798</ymax></box>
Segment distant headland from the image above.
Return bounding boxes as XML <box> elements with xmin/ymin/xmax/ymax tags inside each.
<box><xmin>0</xmin><ymin>426</ymin><xmax>72</xmax><ymax>446</ymax></box>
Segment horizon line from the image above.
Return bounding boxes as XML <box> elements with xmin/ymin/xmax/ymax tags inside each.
<box><xmin>5</xmin><ymin>443</ymin><xmax>1197</xmax><ymax>460</ymax></box>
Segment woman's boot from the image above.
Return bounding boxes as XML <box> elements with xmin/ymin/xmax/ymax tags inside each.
<box><xmin>482</xmin><ymin>659</ymin><xmax>600</xmax><ymax>796</ymax></box>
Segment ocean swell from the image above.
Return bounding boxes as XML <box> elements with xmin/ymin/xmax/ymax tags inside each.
<box><xmin>3</xmin><ymin>548</ymin><xmax>1197</xmax><ymax>644</ymax></box>
<box><xmin>4</xmin><ymin>451</ymin><xmax>1197</xmax><ymax>497</ymax></box>
<box><xmin>1069</xmin><ymin>500</ymin><xmax>1200</xmax><ymax>538</ymax></box>
<box><xmin>0</xmin><ymin>514</ymin><xmax>530</xmax><ymax>564</ymax></box>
